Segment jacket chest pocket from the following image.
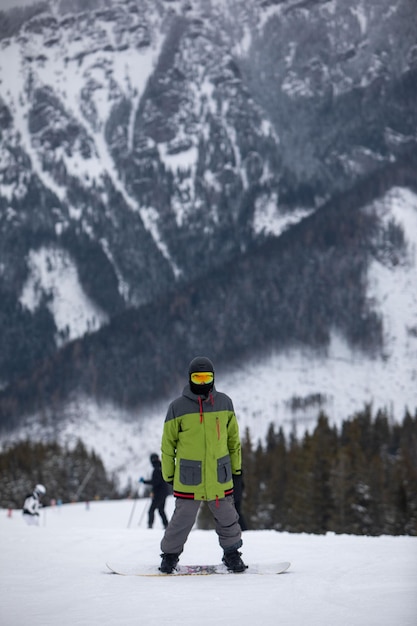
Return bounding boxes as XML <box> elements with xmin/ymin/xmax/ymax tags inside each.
<box><xmin>180</xmin><ymin>459</ymin><xmax>202</xmax><ymax>485</ymax></box>
<box><xmin>217</xmin><ymin>455</ymin><xmax>232</xmax><ymax>484</ymax></box>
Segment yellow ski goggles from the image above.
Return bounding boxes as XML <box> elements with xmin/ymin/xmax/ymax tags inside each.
<box><xmin>190</xmin><ymin>371</ymin><xmax>214</xmax><ymax>385</ymax></box>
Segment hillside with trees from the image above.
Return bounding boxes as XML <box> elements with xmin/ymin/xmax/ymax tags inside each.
<box><xmin>199</xmin><ymin>407</ymin><xmax>417</xmax><ymax>536</ymax></box>
<box><xmin>2</xmin><ymin>407</ymin><xmax>416</xmax><ymax>536</ymax></box>
<box><xmin>2</xmin><ymin>153</ymin><xmax>417</xmax><ymax>431</ymax></box>
<box><xmin>0</xmin><ymin>439</ymin><xmax>119</xmax><ymax>509</ymax></box>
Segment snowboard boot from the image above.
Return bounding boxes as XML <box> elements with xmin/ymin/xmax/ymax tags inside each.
<box><xmin>159</xmin><ymin>553</ymin><xmax>180</xmax><ymax>574</ymax></box>
<box><xmin>222</xmin><ymin>549</ymin><xmax>248</xmax><ymax>573</ymax></box>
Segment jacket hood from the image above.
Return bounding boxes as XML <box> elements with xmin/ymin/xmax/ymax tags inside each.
<box><xmin>188</xmin><ymin>356</ymin><xmax>215</xmax><ymax>396</ymax></box>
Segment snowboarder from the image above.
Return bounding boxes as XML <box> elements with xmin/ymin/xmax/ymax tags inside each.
<box><xmin>159</xmin><ymin>356</ymin><xmax>246</xmax><ymax>574</ymax></box>
<box><xmin>22</xmin><ymin>484</ymin><xmax>46</xmax><ymax>526</ymax></box>
<box><xmin>139</xmin><ymin>453</ymin><xmax>169</xmax><ymax>528</ymax></box>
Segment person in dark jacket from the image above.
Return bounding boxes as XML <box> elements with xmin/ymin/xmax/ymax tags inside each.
<box><xmin>140</xmin><ymin>453</ymin><xmax>169</xmax><ymax>529</ymax></box>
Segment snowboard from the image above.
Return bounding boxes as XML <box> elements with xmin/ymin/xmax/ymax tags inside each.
<box><xmin>106</xmin><ymin>561</ymin><xmax>290</xmax><ymax>577</ymax></box>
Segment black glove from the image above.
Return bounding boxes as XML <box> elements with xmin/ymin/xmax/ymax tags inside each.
<box><xmin>232</xmin><ymin>474</ymin><xmax>243</xmax><ymax>502</ymax></box>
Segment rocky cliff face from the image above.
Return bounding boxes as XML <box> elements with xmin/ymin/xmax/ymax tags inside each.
<box><xmin>0</xmin><ymin>0</ymin><xmax>416</xmax><ymax>398</ymax></box>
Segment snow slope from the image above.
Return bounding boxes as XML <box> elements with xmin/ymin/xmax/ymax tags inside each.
<box><xmin>20</xmin><ymin>246</ymin><xmax>109</xmax><ymax>344</ymax></box>
<box><xmin>0</xmin><ymin>498</ymin><xmax>416</xmax><ymax>626</ymax></box>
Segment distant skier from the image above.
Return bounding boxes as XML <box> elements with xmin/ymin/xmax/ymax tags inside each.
<box><xmin>140</xmin><ymin>454</ymin><xmax>169</xmax><ymax>529</ymax></box>
<box><xmin>22</xmin><ymin>484</ymin><xmax>46</xmax><ymax>526</ymax></box>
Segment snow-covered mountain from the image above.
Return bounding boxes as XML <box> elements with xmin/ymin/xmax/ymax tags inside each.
<box><xmin>1</xmin><ymin>0</ymin><xmax>416</xmax><ymax>337</ymax></box>
<box><xmin>0</xmin><ymin>0</ymin><xmax>416</xmax><ymax>484</ymax></box>
<box><xmin>3</xmin><ymin>186</ymin><xmax>416</xmax><ymax>489</ymax></box>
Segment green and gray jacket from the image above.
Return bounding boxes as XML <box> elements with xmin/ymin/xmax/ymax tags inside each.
<box><xmin>161</xmin><ymin>385</ymin><xmax>242</xmax><ymax>502</ymax></box>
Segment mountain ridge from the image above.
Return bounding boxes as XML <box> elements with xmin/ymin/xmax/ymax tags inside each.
<box><xmin>1</xmin><ymin>155</ymin><xmax>416</xmax><ymax>431</ymax></box>
<box><xmin>0</xmin><ymin>0</ymin><xmax>416</xmax><ymax>451</ymax></box>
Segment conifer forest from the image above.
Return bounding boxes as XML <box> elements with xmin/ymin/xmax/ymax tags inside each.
<box><xmin>196</xmin><ymin>406</ymin><xmax>417</xmax><ymax>536</ymax></box>
<box><xmin>238</xmin><ymin>407</ymin><xmax>417</xmax><ymax>536</ymax></box>
<box><xmin>3</xmin><ymin>406</ymin><xmax>414</xmax><ymax>537</ymax></box>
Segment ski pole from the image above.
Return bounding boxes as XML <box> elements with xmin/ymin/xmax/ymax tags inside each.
<box><xmin>127</xmin><ymin>490</ymin><xmax>139</xmax><ymax>528</ymax></box>
<box><xmin>137</xmin><ymin>499</ymin><xmax>148</xmax><ymax>527</ymax></box>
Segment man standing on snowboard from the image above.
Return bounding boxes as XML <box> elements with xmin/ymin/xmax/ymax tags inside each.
<box><xmin>158</xmin><ymin>356</ymin><xmax>246</xmax><ymax>574</ymax></box>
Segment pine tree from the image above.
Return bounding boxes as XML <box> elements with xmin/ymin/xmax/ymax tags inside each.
<box><xmin>239</xmin><ymin>427</ymin><xmax>254</xmax><ymax>529</ymax></box>
<box><xmin>0</xmin><ymin>439</ymin><xmax>119</xmax><ymax>508</ymax></box>
<box><xmin>263</xmin><ymin>426</ymin><xmax>287</xmax><ymax>530</ymax></box>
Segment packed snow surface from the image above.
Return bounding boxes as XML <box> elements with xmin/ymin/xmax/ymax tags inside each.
<box><xmin>1</xmin><ymin>498</ymin><xmax>416</xmax><ymax>626</ymax></box>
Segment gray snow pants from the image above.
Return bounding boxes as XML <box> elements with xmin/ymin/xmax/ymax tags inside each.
<box><xmin>160</xmin><ymin>496</ymin><xmax>242</xmax><ymax>556</ymax></box>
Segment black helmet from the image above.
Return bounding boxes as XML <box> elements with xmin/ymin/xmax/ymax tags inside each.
<box><xmin>188</xmin><ymin>356</ymin><xmax>214</xmax><ymax>375</ymax></box>
<box><xmin>188</xmin><ymin>356</ymin><xmax>215</xmax><ymax>396</ymax></box>
<box><xmin>150</xmin><ymin>453</ymin><xmax>159</xmax><ymax>464</ymax></box>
